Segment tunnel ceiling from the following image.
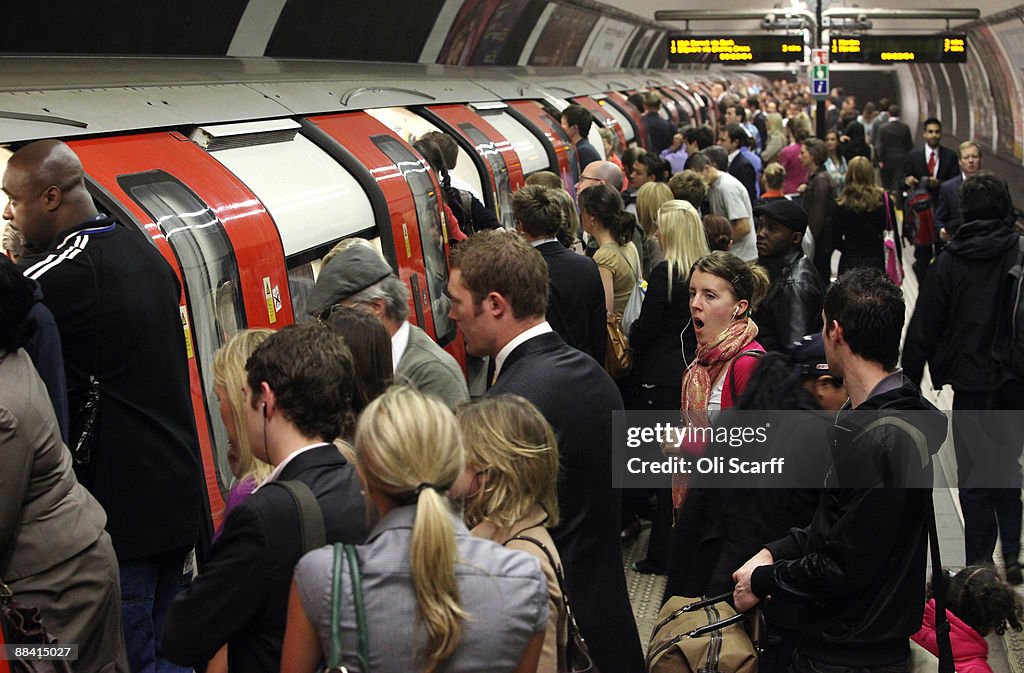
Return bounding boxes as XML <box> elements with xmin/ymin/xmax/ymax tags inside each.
<box><xmin>0</xmin><ymin>0</ymin><xmax>1015</xmax><ymax>64</ymax></box>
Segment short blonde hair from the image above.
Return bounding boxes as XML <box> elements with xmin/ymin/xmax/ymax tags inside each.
<box><xmin>212</xmin><ymin>329</ymin><xmax>275</xmax><ymax>484</ymax></box>
<box><xmin>456</xmin><ymin>395</ymin><xmax>560</xmax><ymax>530</ymax></box>
<box><xmin>322</xmin><ymin>237</ymin><xmax>376</xmax><ymax>268</ymax></box>
<box><xmin>355</xmin><ymin>386</ymin><xmax>468</xmax><ymax>673</ymax></box>
<box><xmin>636</xmin><ymin>181</ymin><xmax>674</xmax><ymax>238</ymax></box>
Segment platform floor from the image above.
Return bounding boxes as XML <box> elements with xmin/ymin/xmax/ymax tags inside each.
<box><xmin>621</xmin><ymin>245</ymin><xmax>1024</xmax><ymax>670</ymax></box>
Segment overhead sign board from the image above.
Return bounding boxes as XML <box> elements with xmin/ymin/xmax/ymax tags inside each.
<box><xmin>829</xmin><ymin>34</ymin><xmax>967</xmax><ymax>64</ymax></box>
<box><xmin>810</xmin><ymin>48</ymin><xmax>829</xmax><ymax>97</ymax></box>
<box><xmin>667</xmin><ymin>34</ymin><xmax>805</xmax><ymax>63</ymax></box>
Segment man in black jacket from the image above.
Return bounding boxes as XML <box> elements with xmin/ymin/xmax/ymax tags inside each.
<box><xmin>561</xmin><ymin>103</ymin><xmax>601</xmax><ymax>171</ymax></box>
<box><xmin>875</xmin><ymin>104</ymin><xmax>914</xmax><ymax>197</ymax></box>
<box><xmin>162</xmin><ymin>325</ymin><xmax>367</xmax><ymax>672</ymax></box>
<box><xmin>734</xmin><ymin>269</ymin><xmax>947</xmax><ymax>672</ymax></box>
<box><xmin>512</xmin><ymin>185</ymin><xmax>605</xmax><ymax>364</ymax></box>
<box><xmin>903</xmin><ymin>173</ymin><xmax>1023</xmax><ymax>578</ymax></box>
<box><xmin>9</xmin><ymin>139</ymin><xmax>203</xmax><ymax>673</ymax></box>
<box><xmin>752</xmin><ymin>199</ymin><xmax>823</xmax><ymax>353</ymax></box>
<box><xmin>448</xmin><ymin>231</ymin><xmax>643</xmax><ymax>673</ymax></box>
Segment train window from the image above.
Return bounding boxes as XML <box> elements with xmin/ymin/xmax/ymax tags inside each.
<box><xmin>371</xmin><ymin>135</ymin><xmax>456</xmax><ymax>345</ymax></box>
<box><xmin>595</xmin><ymin>97</ymin><xmax>636</xmax><ymax>142</ymax></box>
<box><xmin>285</xmin><ymin>233</ymin><xmax>383</xmax><ymax>320</ymax></box>
<box><xmin>365</xmin><ymin>107</ymin><xmax>486</xmax><ymax>203</ymax></box>
<box><xmin>118</xmin><ymin>170</ymin><xmax>246</xmax><ymax>494</ymax></box>
<box><xmin>194</xmin><ymin>125</ymin><xmax>375</xmax><ymax>258</ymax></box>
<box><xmin>529</xmin><ymin>106</ymin><xmax>579</xmax><ymax>185</ymax></box>
<box><xmin>457</xmin><ymin>123</ymin><xmax>514</xmax><ymax>229</ymax></box>
<box><xmin>476</xmin><ymin>111</ymin><xmax>550</xmax><ymax>176</ymax></box>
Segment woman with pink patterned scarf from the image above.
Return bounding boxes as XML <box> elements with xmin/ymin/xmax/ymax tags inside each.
<box><xmin>663</xmin><ymin>250</ymin><xmax>770</xmax><ymax>599</ymax></box>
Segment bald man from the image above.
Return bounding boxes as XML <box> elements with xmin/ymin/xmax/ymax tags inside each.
<box><xmin>4</xmin><ymin>140</ymin><xmax>203</xmax><ymax>673</ymax></box>
<box><xmin>575</xmin><ymin>159</ymin><xmax>625</xmax><ymax>196</ymax></box>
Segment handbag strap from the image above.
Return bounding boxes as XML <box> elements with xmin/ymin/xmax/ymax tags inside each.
<box><xmin>507</xmin><ymin>535</ymin><xmax>583</xmax><ymax>634</ymax></box>
<box><xmin>326</xmin><ymin>544</ymin><xmax>346</xmax><ymax>673</ymax></box>
<box><xmin>613</xmin><ymin>245</ymin><xmax>640</xmax><ymax>284</ymax></box>
<box><xmin>927</xmin><ymin>496</ymin><xmax>954</xmax><ymax>673</ymax></box>
<box><xmin>883</xmin><ymin>191</ymin><xmax>895</xmax><ymax>234</ymax></box>
<box><xmin>265</xmin><ymin>480</ymin><xmax>326</xmax><ymax>554</ymax></box>
<box><xmin>344</xmin><ymin>544</ymin><xmax>371</xmax><ymax>671</ymax></box>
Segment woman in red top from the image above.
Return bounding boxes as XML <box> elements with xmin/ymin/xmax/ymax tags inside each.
<box><xmin>664</xmin><ymin>251</ymin><xmax>770</xmax><ymax>598</ymax></box>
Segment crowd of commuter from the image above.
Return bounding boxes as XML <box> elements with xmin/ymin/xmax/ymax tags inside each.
<box><xmin>2</xmin><ymin>74</ymin><xmax>1024</xmax><ymax>673</ymax></box>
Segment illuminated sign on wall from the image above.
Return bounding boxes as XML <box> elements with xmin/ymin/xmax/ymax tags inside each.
<box><xmin>667</xmin><ymin>35</ymin><xmax>805</xmax><ymax>63</ymax></box>
<box><xmin>829</xmin><ymin>34</ymin><xmax>967</xmax><ymax>63</ymax></box>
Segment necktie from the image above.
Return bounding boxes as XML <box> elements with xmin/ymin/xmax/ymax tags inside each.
<box><xmin>927</xmin><ymin>150</ymin><xmax>936</xmax><ymax>178</ymax></box>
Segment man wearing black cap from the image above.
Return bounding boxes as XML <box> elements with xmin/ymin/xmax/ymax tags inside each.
<box><xmin>306</xmin><ymin>241</ymin><xmax>469</xmax><ymax>407</ymax></box>
<box><xmin>751</xmin><ymin>199</ymin><xmax>824</xmax><ymax>353</ymax></box>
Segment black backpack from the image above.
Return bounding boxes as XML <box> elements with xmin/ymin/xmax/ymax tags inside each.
<box><xmin>992</xmin><ymin>236</ymin><xmax>1024</xmax><ymax>380</ymax></box>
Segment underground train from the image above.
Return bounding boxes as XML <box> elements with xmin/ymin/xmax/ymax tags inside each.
<box><xmin>0</xmin><ymin>57</ymin><xmax>760</xmax><ymax>537</ymax></box>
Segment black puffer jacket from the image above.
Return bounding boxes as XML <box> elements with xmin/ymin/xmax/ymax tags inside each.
<box><xmin>903</xmin><ymin>217</ymin><xmax>1019</xmax><ymax>392</ymax></box>
<box><xmin>751</xmin><ymin>376</ymin><xmax>948</xmax><ymax>667</ymax></box>
<box><xmin>753</xmin><ymin>249</ymin><xmax>824</xmax><ymax>353</ymax></box>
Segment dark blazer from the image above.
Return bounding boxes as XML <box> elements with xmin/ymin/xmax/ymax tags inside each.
<box><xmin>729</xmin><ymin>151</ymin><xmax>758</xmax><ymax>205</ymax></box>
<box><xmin>489</xmin><ymin>332</ymin><xmax>643</xmax><ymax>673</ymax></box>
<box><xmin>643</xmin><ymin>111</ymin><xmax>675</xmax><ymax>155</ymax></box>
<box><xmin>575</xmin><ymin>138</ymin><xmax>601</xmax><ymax>171</ymax></box>
<box><xmin>901</xmin><ymin>145</ymin><xmax>959</xmax><ymax>199</ymax></box>
<box><xmin>537</xmin><ymin>241</ymin><xmax>606</xmax><ymax>364</ymax></box>
<box><xmin>934</xmin><ymin>174</ymin><xmax>964</xmax><ymax>233</ymax></box>
<box><xmin>161</xmin><ymin>444</ymin><xmax>367</xmax><ymax>673</ymax></box>
<box><xmin>876</xmin><ymin>120</ymin><xmax>914</xmax><ymax>173</ymax></box>
<box><xmin>629</xmin><ymin>260</ymin><xmax>694</xmax><ymax>386</ymax></box>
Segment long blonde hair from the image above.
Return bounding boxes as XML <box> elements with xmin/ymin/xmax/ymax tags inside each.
<box><xmin>837</xmin><ymin>156</ymin><xmax>883</xmax><ymax>212</ymax></box>
<box><xmin>212</xmin><ymin>329</ymin><xmax>275</xmax><ymax>484</ymax></box>
<box><xmin>658</xmin><ymin>200</ymin><xmax>709</xmax><ymax>300</ymax></box>
<box><xmin>455</xmin><ymin>395</ymin><xmax>560</xmax><ymax>530</ymax></box>
<box><xmin>636</xmin><ymin>182</ymin><xmax>673</xmax><ymax>238</ymax></box>
<box><xmin>355</xmin><ymin>386</ymin><xmax>468</xmax><ymax>673</ymax></box>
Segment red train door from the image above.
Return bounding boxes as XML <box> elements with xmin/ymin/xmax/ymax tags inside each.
<box><xmin>605</xmin><ymin>91</ymin><xmax>646</xmax><ymax>147</ymax></box>
<box><xmin>303</xmin><ymin>111</ymin><xmax>465</xmax><ymax>365</ymax></box>
<box><xmin>419</xmin><ymin>104</ymin><xmax>524</xmax><ymax>229</ymax></box>
<box><xmin>70</xmin><ymin>133</ymin><xmax>292</xmax><ymax>534</ymax></box>
<box><xmin>508</xmin><ymin>99</ymin><xmax>579</xmax><ymax>193</ymax></box>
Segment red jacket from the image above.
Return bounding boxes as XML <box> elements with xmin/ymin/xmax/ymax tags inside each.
<box><xmin>912</xmin><ymin>598</ymin><xmax>992</xmax><ymax>673</ymax></box>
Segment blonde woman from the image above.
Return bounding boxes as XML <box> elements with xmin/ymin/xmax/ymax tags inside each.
<box><xmin>832</xmin><ymin>155</ymin><xmax>899</xmax><ymax>273</ymax></box>
<box><xmin>454</xmin><ymin>395</ymin><xmax>566</xmax><ymax>673</ymax></box>
<box><xmin>211</xmin><ymin>328</ymin><xmax>274</xmax><ymax>541</ymax></box>
<box><xmin>282</xmin><ymin>387</ymin><xmax>548</xmax><ymax>673</ymax></box>
<box><xmin>635</xmin><ymin>181</ymin><xmax>674</xmax><ymax>277</ymax></box>
<box><xmin>628</xmin><ymin>199</ymin><xmax>709</xmax><ymax>574</ymax></box>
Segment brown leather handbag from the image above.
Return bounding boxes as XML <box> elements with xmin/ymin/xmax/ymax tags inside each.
<box><xmin>605</xmin><ymin>312</ymin><xmax>632</xmax><ymax>380</ymax></box>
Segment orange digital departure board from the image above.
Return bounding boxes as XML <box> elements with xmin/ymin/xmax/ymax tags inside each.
<box><xmin>829</xmin><ymin>34</ymin><xmax>967</xmax><ymax>63</ymax></box>
<box><xmin>667</xmin><ymin>35</ymin><xmax>805</xmax><ymax>63</ymax></box>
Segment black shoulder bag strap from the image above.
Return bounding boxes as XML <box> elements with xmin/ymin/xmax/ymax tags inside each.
<box><xmin>267</xmin><ymin>480</ymin><xmax>326</xmax><ymax>553</ymax></box>
<box><xmin>852</xmin><ymin>418</ymin><xmax>952</xmax><ymax>673</ymax></box>
<box><xmin>927</xmin><ymin>495</ymin><xmax>954</xmax><ymax>673</ymax></box>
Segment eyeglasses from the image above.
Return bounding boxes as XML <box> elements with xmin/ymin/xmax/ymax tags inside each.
<box><xmin>316</xmin><ymin>300</ymin><xmax>366</xmax><ymax>325</ymax></box>
<box><xmin>578</xmin><ymin>174</ymin><xmax>605</xmax><ymax>184</ymax></box>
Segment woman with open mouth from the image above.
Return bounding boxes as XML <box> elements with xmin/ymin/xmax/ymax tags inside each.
<box><xmin>663</xmin><ymin>250</ymin><xmax>770</xmax><ymax>600</ymax></box>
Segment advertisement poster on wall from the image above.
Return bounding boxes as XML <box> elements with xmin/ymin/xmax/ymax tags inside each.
<box><xmin>962</xmin><ymin>38</ymin><xmax>995</xmax><ymax>153</ymax></box>
<box><xmin>623</xmin><ymin>29</ymin><xmax>659</xmax><ymax>68</ymax></box>
<box><xmin>990</xmin><ymin>20</ymin><xmax>1024</xmax><ymax>163</ymax></box>
<box><xmin>970</xmin><ymin>25</ymin><xmax>1020</xmax><ymax>162</ymax></box>
<box><xmin>578</xmin><ymin>18</ymin><xmax>635</xmax><ymax>68</ymax></box>
<box><xmin>437</xmin><ymin>0</ymin><xmax>498</xmax><ymax>66</ymax></box>
<box><xmin>469</xmin><ymin>0</ymin><xmax>533</xmax><ymax>65</ymax></box>
<box><xmin>528</xmin><ymin>4</ymin><xmax>600</xmax><ymax>66</ymax></box>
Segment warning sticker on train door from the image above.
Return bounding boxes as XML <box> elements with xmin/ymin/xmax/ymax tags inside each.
<box><xmin>180</xmin><ymin>305</ymin><xmax>194</xmax><ymax>359</ymax></box>
<box><xmin>263</xmin><ymin>276</ymin><xmax>278</xmax><ymax>324</ymax></box>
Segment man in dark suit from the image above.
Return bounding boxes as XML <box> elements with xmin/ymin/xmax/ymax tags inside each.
<box><xmin>561</xmin><ymin>103</ymin><xmax>601</xmax><ymax>171</ymax></box>
<box><xmin>162</xmin><ymin>324</ymin><xmax>367</xmax><ymax>673</ymax></box>
<box><xmin>902</xmin><ymin>117</ymin><xmax>960</xmax><ymax>278</ymax></box>
<box><xmin>935</xmin><ymin>140</ymin><xmax>983</xmax><ymax>240</ymax></box>
<box><xmin>448</xmin><ymin>231</ymin><xmax>643</xmax><ymax>673</ymax></box>
<box><xmin>513</xmin><ymin>184</ymin><xmax>606</xmax><ymax>364</ymax></box>
<box><xmin>875</xmin><ymin>104</ymin><xmax>914</xmax><ymax>198</ymax></box>
<box><xmin>719</xmin><ymin>123</ymin><xmax>758</xmax><ymax>204</ymax></box>
<box><xmin>642</xmin><ymin>91</ymin><xmax>676</xmax><ymax>155</ymax></box>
